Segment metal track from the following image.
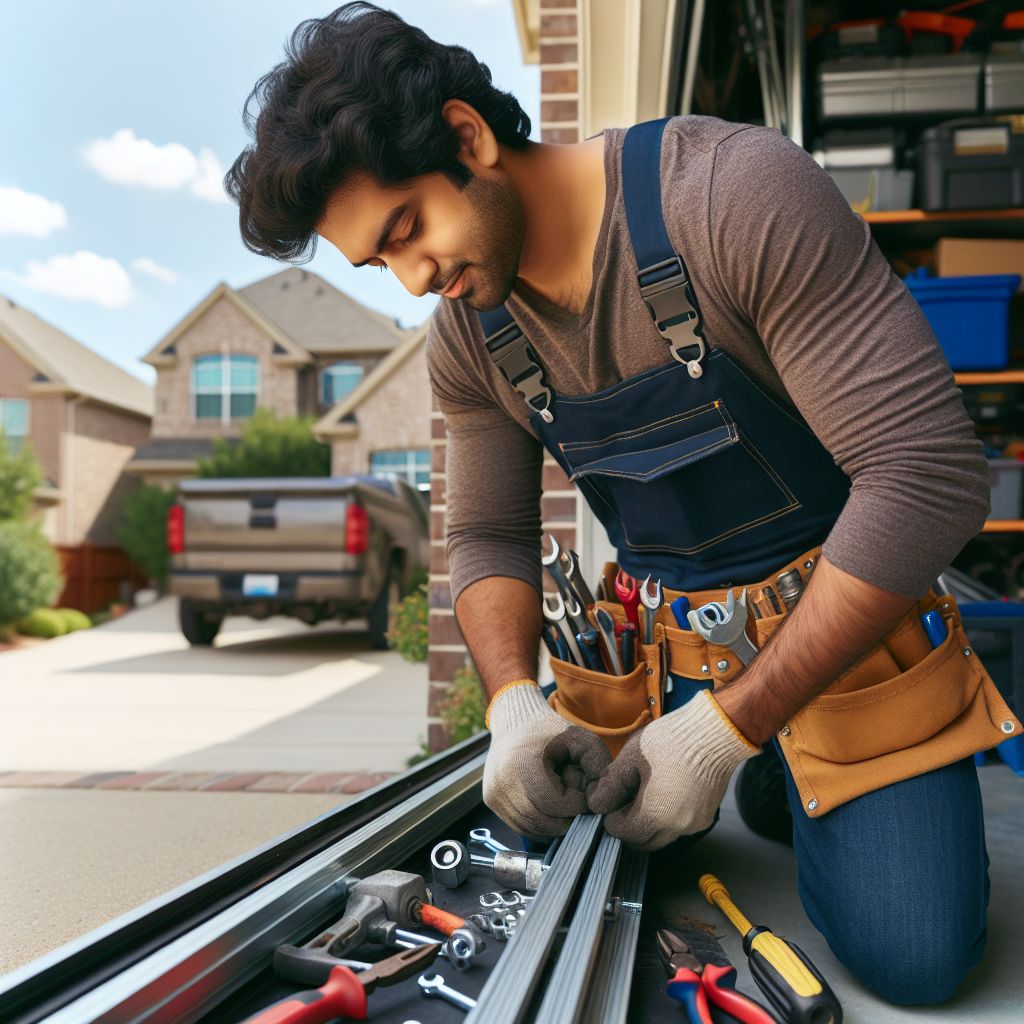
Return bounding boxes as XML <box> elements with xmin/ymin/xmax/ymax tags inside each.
<box><xmin>579</xmin><ymin>849</ymin><xmax>649</xmax><ymax>1024</ymax></box>
<box><xmin>533</xmin><ymin>831</ymin><xmax>622</xmax><ymax>1024</ymax></box>
<box><xmin>465</xmin><ymin>814</ymin><xmax>603</xmax><ymax>1024</ymax></box>
<box><xmin>33</xmin><ymin>753</ymin><xmax>485</xmax><ymax>1024</ymax></box>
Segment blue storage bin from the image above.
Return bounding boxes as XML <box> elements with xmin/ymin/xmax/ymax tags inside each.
<box><xmin>904</xmin><ymin>269</ymin><xmax>1020</xmax><ymax>370</ymax></box>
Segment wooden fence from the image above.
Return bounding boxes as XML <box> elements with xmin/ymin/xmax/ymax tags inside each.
<box><xmin>55</xmin><ymin>544</ymin><xmax>148</xmax><ymax>613</ymax></box>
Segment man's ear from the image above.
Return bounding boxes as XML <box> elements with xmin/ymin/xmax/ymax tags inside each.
<box><xmin>441</xmin><ymin>99</ymin><xmax>499</xmax><ymax>171</ymax></box>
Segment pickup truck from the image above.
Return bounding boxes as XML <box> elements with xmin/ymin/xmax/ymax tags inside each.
<box><xmin>166</xmin><ymin>476</ymin><xmax>429</xmax><ymax>648</ymax></box>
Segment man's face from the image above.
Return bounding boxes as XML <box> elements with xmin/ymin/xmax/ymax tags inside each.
<box><xmin>319</xmin><ymin>168</ymin><xmax>525</xmax><ymax>311</ymax></box>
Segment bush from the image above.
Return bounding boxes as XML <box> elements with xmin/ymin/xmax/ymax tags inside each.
<box><xmin>198</xmin><ymin>409</ymin><xmax>330</xmax><ymax>478</ymax></box>
<box><xmin>443</xmin><ymin>663</ymin><xmax>488</xmax><ymax>744</ymax></box>
<box><xmin>0</xmin><ymin>430</ymin><xmax>43</xmax><ymax>521</ymax></box>
<box><xmin>115</xmin><ymin>483</ymin><xmax>177</xmax><ymax>588</ymax></box>
<box><xmin>390</xmin><ymin>584</ymin><xmax>428</xmax><ymax>663</ymax></box>
<box><xmin>55</xmin><ymin>608</ymin><xmax>92</xmax><ymax>632</ymax></box>
<box><xmin>0</xmin><ymin>520</ymin><xmax>62</xmax><ymax>634</ymax></box>
<box><xmin>16</xmin><ymin>608</ymin><xmax>68</xmax><ymax>638</ymax></box>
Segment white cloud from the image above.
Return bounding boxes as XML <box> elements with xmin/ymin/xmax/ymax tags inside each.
<box><xmin>14</xmin><ymin>251</ymin><xmax>133</xmax><ymax>308</ymax></box>
<box><xmin>132</xmin><ymin>257</ymin><xmax>178</xmax><ymax>284</ymax></box>
<box><xmin>0</xmin><ymin>186</ymin><xmax>68</xmax><ymax>237</ymax></box>
<box><xmin>82</xmin><ymin>129</ymin><xmax>228</xmax><ymax>202</ymax></box>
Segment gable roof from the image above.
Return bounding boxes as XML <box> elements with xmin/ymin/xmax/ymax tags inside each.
<box><xmin>314</xmin><ymin>324</ymin><xmax>428</xmax><ymax>437</ymax></box>
<box><xmin>239</xmin><ymin>268</ymin><xmax>407</xmax><ymax>355</ymax></box>
<box><xmin>0</xmin><ymin>295</ymin><xmax>153</xmax><ymax>418</ymax></box>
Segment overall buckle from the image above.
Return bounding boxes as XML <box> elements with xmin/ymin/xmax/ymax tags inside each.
<box><xmin>638</xmin><ymin>257</ymin><xmax>706</xmax><ymax>379</ymax></box>
<box><xmin>485</xmin><ymin>321</ymin><xmax>555</xmax><ymax>423</ymax></box>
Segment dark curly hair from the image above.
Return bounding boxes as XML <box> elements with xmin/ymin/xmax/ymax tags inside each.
<box><xmin>225</xmin><ymin>2</ymin><xmax>532</xmax><ymax>262</ymax></box>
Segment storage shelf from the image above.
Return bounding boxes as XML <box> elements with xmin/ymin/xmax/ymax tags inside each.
<box><xmin>982</xmin><ymin>520</ymin><xmax>1024</xmax><ymax>533</ymax></box>
<box><xmin>955</xmin><ymin>371</ymin><xmax>1024</xmax><ymax>385</ymax></box>
<box><xmin>863</xmin><ymin>207</ymin><xmax>1024</xmax><ymax>244</ymax></box>
<box><xmin>862</xmin><ymin>208</ymin><xmax>1024</xmax><ymax>225</ymax></box>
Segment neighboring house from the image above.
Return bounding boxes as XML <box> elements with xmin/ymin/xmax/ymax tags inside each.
<box><xmin>0</xmin><ymin>294</ymin><xmax>153</xmax><ymax>546</ymax></box>
<box><xmin>127</xmin><ymin>267</ymin><xmax>412</xmax><ymax>485</ymax></box>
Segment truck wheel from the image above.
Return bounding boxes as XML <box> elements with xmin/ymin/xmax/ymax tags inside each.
<box><xmin>368</xmin><ymin>566</ymin><xmax>401</xmax><ymax>650</ymax></box>
<box><xmin>179</xmin><ymin>599</ymin><xmax>223</xmax><ymax>646</ymax></box>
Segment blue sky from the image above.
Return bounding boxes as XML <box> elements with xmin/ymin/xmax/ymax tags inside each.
<box><xmin>0</xmin><ymin>0</ymin><xmax>538</xmax><ymax>384</ymax></box>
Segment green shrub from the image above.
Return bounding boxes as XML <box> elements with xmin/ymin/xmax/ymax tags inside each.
<box><xmin>55</xmin><ymin>608</ymin><xmax>92</xmax><ymax>632</ymax></box>
<box><xmin>390</xmin><ymin>584</ymin><xmax>428</xmax><ymax>663</ymax></box>
<box><xmin>0</xmin><ymin>520</ymin><xmax>62</xmax><ymax>634</ymax></box>
<box><xmin>198</xmin><ymin>409</ymin><xmax>330</xmax><ymax>478</ymax></box>
<box><xmin>16</xmin><ymin>608</ymin><xmax>68</xmax><ymax>638</ymax></box>
<box><xmin>0</xmin><ymin>430</ymin><xmax>43</xmax><ymax>521</ymax></box>
<box><xmin>115</xmin><ymin>483</ymin><xmax>177</xmax><ymax>588</ymax></box>
<box><xmin>442</xmin><ymin>662</ymin><xmax>488</xmax><ymax>744</ymax></box>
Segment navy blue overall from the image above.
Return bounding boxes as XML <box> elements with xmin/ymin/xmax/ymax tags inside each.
<box><xmin>478</xmin><ymin>119</ymin><xmax>990</xmax><ymax>1005</ymax></box>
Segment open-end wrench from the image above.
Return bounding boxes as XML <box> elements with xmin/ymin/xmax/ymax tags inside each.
<box><xmin>542</xmin><ymin>534</ymin><xmax>589</xmax><ymax>615</ymax></box>
<box><xmin>687</xmin><ymin>588</ymin><xmax>759</xmax><ymax>666</ymax></box>
<box><xmin>639</xmin><ymin>575</ymin><xmax>664</xmax><ymax>645</ymax></box>
<box><xmin>543</xmin><ymin>593</ymin><xmax>585</xmax><ymax>665</ymax></box>
<box><xmin>560</xmin><ymin>547</ymin><xmax>596</xmax><ymax>609</ymax></box>
<box><xmin>594</xmin><ymin>606</ymin><xmax>625</xmax><ymax>674</ymax></box>
<box><xmin>469</xmin><ymin>828</ymin><xmax>510</xmax><ymax>856</ymax></box>
<box><xmin>419</xmin><ymin>973</ymin><xmax>477</xmax><ymax>1011</ymax></box>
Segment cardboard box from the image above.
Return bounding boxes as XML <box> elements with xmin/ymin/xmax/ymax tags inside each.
<box><xmin>936</xmin><ymin>238</ymin><xmax>1024</xmax><ymax>289</ymax></box>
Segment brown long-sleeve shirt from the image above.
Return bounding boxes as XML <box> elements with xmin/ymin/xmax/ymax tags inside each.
<box><xmin>427</xmin><ymin>117</ymin><xmax>989</xmax><ymax>603</ymax></box>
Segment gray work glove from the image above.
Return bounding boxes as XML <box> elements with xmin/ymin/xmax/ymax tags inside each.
<box><xmin>484</xmin><ymin>681</ymin><xmax>612</xmax><ymax>839</ymax></box>
<box><xmin>587</xmin><ymin>690</ymin><xmax>758</xmax><ymax>851</ymax></box>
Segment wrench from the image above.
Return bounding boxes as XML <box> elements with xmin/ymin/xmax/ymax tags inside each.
<box><xmin>560</xmin><ymin>547</ymin><xmax>596</xmax><ymax>609</ymax></box>
<box><xmin>687</xmin><ymin>588</ymin><xmax>759</xmax><ymax>666</ymax></box>
<box><xmin>419</xmin><ymin>973</ymin><xmax>477</xmax><ymax>1011</ymax></box>
<box><xmin>469</xmin><ymin>827</ymin><xmax>511</xmax><ymax>855</ymax></box>
<box><xmin>542</xmin><ymin>535</ymin><xmax>590</xmax><ymax>623</ymax></box>
<box><xmin>543</xmin><ymin>592</ymin><xmax>585</xmax><ymax>665</ymax></box>
<box><xmin>594</xmin><ymin>607</ymin><xmax>624</xmax><ymax>674</ymax></box>
<box><xmin>639</xmin><ymin>575</ymin><xmax>664</xmax><ymax>644</ymax></box>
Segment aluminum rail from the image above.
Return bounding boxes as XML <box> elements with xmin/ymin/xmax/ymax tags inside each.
<box><xmin>465</xmin><ymin>814</ymin><xmax>603</xmax><ymax>1024</ymax></box>
<box><xmin>533</xmin><ymin>830</ymin><xmax>622</xmax><ymax>1024</ymax></box>
<box><xmin>33</xmin><ymin>753</ymin><xmax>486</xmax><ymax>1024</ymax></box>
<box><xmin>579</xmin><ymin>849</ymin><xmax>649</xmax><ymax>1023</ymax></box>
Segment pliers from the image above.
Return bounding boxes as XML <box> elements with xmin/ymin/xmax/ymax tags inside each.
<box><xmin>614</xmin><ymin>569</ymin><xmax>640</xmax><ymax>629</ymax></box>
<box><xmin>657</xmin><ymin>928</ymin><xmax>776</xmax><ymax>1024</ymax></box>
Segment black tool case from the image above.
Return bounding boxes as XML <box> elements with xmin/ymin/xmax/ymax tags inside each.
<box><xmin>0</xmin><ymin>737</ymin><xmax>693</xmax><ymax>1024</ymax></box>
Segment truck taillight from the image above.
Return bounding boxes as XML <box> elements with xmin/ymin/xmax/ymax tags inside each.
<box><xmin>166</xmin><ymin>503</ymin><xmax>185</xmax><ymax>555</ymax></box>
<box><xmin>345</xmin><ymin>503</ymin><xmax>369</xmax><ymax>555</ymax></box>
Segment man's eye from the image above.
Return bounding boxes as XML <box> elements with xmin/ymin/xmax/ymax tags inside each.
<box><xmin>398</xmin><ymin>218</ymin><xmax>421</xmax><ymax>246</ymax></box>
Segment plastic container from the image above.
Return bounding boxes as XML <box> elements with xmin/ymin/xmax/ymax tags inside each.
<box><xmin>904</xmin><ymin>270</ymin><xmax>1021</xmax><ymax>369</ymax></box>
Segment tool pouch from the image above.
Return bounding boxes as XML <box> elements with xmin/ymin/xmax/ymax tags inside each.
<box><xmin>547</xmin><ymin>610</ymin><xmax>666</xmax><ymax>757</ymax></box>
<box><xmin>777</xmin><ymin>593</ymin><xmax>1021</xmax><ymax>817</ymax></box>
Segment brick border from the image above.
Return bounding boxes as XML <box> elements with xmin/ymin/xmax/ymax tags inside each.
<box><xmin>0</xmin><ymin>770</ymin><xmax>394</xmax><ymax>794</ymax></box>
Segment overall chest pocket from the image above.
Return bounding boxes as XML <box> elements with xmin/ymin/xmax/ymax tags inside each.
<box><xmin>560</xmin><ymin>400</ymin><xmax>799</xmax><ymax>555</ymax></box>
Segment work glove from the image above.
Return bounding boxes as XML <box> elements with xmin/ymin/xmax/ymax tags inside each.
<box><xmin>484</xmin><ymin>680</ymin><xmax>612</xmax><ymax>839</ymax></box>
<box><xmin>587</xmin><ymin>689</ymin><xmax>759</xmax><ymax>851</ymax></box>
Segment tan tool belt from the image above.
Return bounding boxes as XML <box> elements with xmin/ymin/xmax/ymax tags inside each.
<box><xmin>548</xmin><ymin>545</ymin><xmax>1022</xmax><ymax>815</ymax></box>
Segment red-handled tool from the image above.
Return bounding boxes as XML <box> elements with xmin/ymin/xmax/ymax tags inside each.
<box><xmin>242</xmin><ymin>943</ymin><xmax>440</xmax><ymax>1023</ymax></box>
<box><xmin>657</xmin><ymin>928</ymin><xmax>776</xmax><ymax>1024</ymax></box>
<box><xmin>614</xmin><ymin>570</ymin><xmax>640</xmax><ymax>629</ymax></box>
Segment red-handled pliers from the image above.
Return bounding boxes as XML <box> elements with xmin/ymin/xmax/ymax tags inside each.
<box><xmin>614</xmin><ymin>569</ymin><xmax>640</xmax><ymax>629</ymax></box>
<box><xmin>657</xmin><ymin>928</ymin><xmax>776</xmax><ymax>1024</ymax></box>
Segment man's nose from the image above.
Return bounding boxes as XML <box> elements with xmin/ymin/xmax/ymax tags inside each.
<box><xmin>390</xmin><ymin>252</ymin><xmax>436</xmax><ymax>298</ymax></box>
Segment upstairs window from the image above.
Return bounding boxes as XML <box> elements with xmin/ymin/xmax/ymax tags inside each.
<box><xmin>370</xmin><ymin>449</ymin><xmax>430</xmax><ymax>492</ymax></box>
<box><xmin>321</xmin><ymin>362</ymin><xmax>364</xmax><ymax>407</ymax></box>
<box><xmin>0</xmin><ymin>398</ymin><xmax>29</xmax><ymax>454</ymax></box>
<box><xmin>191</xmin><ymin>355</ymin><xmax>259</xmax><ymax>423</ymax></box>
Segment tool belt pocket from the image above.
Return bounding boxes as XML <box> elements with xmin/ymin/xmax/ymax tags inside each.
<box><xmin>779</xmin><ymin>594</ymin><xmax>1021</xmax><ymax>817</ymax></box>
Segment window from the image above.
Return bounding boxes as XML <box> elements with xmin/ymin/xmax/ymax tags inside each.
<box><xmin>321</xmin><ymin>363</ymin><xmax>364</xmax><ymax>406</ymax></box>
<box><xmin>370</xmin><ymin>449</ymin><xmax>430</xmax><ymax>492</ymax></box>
<box><xmin>0</xmin><ymin>398</ymin><xmax>29</xmax><ymax>454</ymax></box>
<box><xmin>191</xmin><ymin>355</ymin><xmax>259</xmax><ymax>423</ymax></box>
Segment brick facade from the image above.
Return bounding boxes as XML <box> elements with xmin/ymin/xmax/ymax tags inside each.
<box><xmin>425</xmin><ymin>2</ymin><xmax>584</xmax><ymax>751</ymax></box>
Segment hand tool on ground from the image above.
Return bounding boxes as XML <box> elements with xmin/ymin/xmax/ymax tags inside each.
<box><xmin>594</xmin><ymin>606</ymin><xmax>625</xmax><ymax>674</ymax></box>
<box><xmin>640</xmin><ymin>575</ymin><xmax>664</xmax><ymax>644</ymax></box>
<box><xmin>431</xmin><ymin>839</ymin><xmax>470</xmax><ymax>888</ymax></box>
<box><xmin>543</xmin><ymin>592</ymin><xmax>585</xmax><ymax>666</ymax></box>
<box><xmin>670</xmin><ymin>595</ymin><xmax>691</xmax><ymax>629</ymax></box>
<box><xmin>688</xmin><ymin>589</ymin><xmax>759</xmax><ymax>667</ymax></box>
<box><xmin>762</xmin><ymin>585</ymin><xmax>783</xmax><ymax>616</ymax></box>
<box><xmin>621</xmin><ymin>623</ymin><xmax>636</xmax><ymax>673</ymax></box>
<box><xmin>700</xmin><ymin>873</ymin><xmax>843</xmax><ymax>1024</ymax></box>
<box><xmin>542</xmin><ymin>534</ymin><xmax>591</xmax><ymax>621</ymax></box>
<box><xmin>479</xmin><ymin>890</ymin><xmax>534</xmax><ymax>910</ymax></box>
<box><xmin>657</xmin><ymin>927</ymin><xmax>776</xmax><ymax>1024</ymax></box>
<box><xmin>446</xmin><ymin>837</ymin><xmax>548</xmax><ymax>891</ymax></box>
<box><xmin>560</xmin><ymin>547</ymin><xmax>596</xmax><ymax>609</ymax></box>
<box><xmin>614</xmin><ymin>569</ymin><xmax>641</xmax><ymax>628</ymax></box>
<box><xmin>418</xmin><ymin>973</ymin><xmax>477</xmax><ymax>1012</ymax></box>
<box><xmin>775</xmin><ymin>569</ymin><xmax>804</xmax><ymax>610</ymax></box>
<box><xmin>244</xmin><ymin>944</ymin><xmax>441</xmax><ymax>1023</ymax></box>
<box><xmin>576</xmin><ymin>628</ymin><xmax>605</xmax><ymax>671</ymax></box>
<box><xmin>469</xmin><ymin>827</ymin><xmax>510</xmax><ymax>855</ymax></box>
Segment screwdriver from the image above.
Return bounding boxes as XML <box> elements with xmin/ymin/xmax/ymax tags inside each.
<box><xmin>242</xmin><ymin>943</ymin><xmax>441</xmax><ymax>1023</ymax></box>
<box><xmin>699</xmin><ymin>874</ymin><xmax>842</xmax><ymax>1024</ymax></box>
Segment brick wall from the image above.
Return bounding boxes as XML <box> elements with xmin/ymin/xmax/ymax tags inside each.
<box><xmin>425</xmin><ymin>0</ymin><xmax>584</xmax><ymax>751</ymax></box>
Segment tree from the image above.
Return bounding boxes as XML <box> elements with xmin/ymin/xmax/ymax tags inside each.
<box><xmin>115</xmin><ymin>483</ymin><xmax>177</xmax><ymax>588</ymax></box>
<box><xmin>197</xmin><ymin>409</ymin><xmax>331</xmax><ymax>478</ymax></box>
<box><xmin>0</xmin><ymin>429</ymin><xmax>43</xmax><ymax>520</ymax></box>
<box><xmin>0</xmin><ymin>520</ymin><xmax>62</xmax><ymax>635</ymax></box>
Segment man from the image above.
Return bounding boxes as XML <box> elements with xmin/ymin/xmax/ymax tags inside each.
<box><xmin>227</xmin><ymin>3</ymin><xmax>1018</xmax><ymax>1006</ymax></box>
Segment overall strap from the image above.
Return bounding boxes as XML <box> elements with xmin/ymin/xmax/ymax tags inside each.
<box><xmin>622</xmin><ymin>118</ymin><xmax>707</xmax><ymax>378</ymax></box>
<box><xmin>479</xmin><ymin>305</ymin><xmax>554</xmax><ymax>423</ymax></box>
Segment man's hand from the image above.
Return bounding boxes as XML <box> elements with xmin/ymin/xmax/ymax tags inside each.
<box><xmin>484</xmin><ymin>681</ymin><xmax>612</xmax><ymax>839</ymax></box>
<box><xmin>587</xmin><ymin>690</ymin><xmax>758</xmax><ymax>851</ymax></box>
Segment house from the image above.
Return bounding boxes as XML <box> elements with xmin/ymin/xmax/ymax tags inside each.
<box><xmin>0</xmin><ymin>294</ymin><xmax>153</xmax><ymax>547</ymax></box>
<box><xmin>128</xmin><ymin>267</ymin><xmax>416</xmax><ymax>485</ymax></box>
